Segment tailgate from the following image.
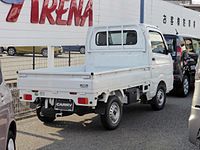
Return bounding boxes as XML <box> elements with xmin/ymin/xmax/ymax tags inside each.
<box><xmin>17</xmin><ymin>69</ymin><xmax>98</xmax><ymax>106</ymax></box>
<box><xmin>18</xmin><ymin>71</ymin><xmax>93</xmax><ymax>92</ymax></box>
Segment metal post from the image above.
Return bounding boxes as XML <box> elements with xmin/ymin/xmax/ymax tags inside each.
<box><xmin>68</xmin><ymin>51</ymin><xmax>71</xmax><ymax>66</ymax></box>
<box><xmin>140</xmin><ymin>0</ymin><xmax>145</xmax><ymax>23</ymax></box>
<box><xmin>47</xmin><ymin>45</ymin><xmax>54</xmax><ymax>68</ymax></box>
<box><xmin>33</xmin><ymin>46</ymin><xmax>35</xmax><ymax>70</ymax></box>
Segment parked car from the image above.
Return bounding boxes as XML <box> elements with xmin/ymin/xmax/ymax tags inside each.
<box><xmin>164</xmin><ymin>34</ymin><xmax>199</xmax><ymax>97</ymax></box>
<box><xmin>0</xmin><ymin>47</ymin><xmax>4</xmax><ymax>53</ymax></box>
<box><xmin>62</xmin><ymin>45</ymin><xmax>85</xmax><ymax>54</ymax></box>
<box><xmin>189</xmin><ymin>56</ymin><xmax>200</xmax><ymax>149</ymax></box>
<box><xmin>0</xmin><ymin>65</ymin><xmax>16</xmax><ymax>150</ymax></box>
<box><xmin>6</xmin><ymin>46</ymin><xmax>63</xmax><ymax>57</ymax></box>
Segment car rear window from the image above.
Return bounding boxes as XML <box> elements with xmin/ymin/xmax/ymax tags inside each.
<box><xmin>96</xmin><ymin>30</ymin><xmax>137</xmax><ymax>46</ymax></box>
<box><xmin>96</xmin><ymin>32</ymin><xmax>107</xmax><ymax>46</ymax></box>
<box><xmin>164</xmin><ymin>35</ymin><xmax>187</xmax><ymax>57</ymax></box>
<box><xmin>164</xmin><ymin>35</ymin><xmax>176</xmax><ymax>56</ymax></box>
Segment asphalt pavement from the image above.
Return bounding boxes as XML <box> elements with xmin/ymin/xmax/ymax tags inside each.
<box><xmin>16</xmin><ymin>92</ymin><xmax>198</xmax><ymax>150</ymax></box>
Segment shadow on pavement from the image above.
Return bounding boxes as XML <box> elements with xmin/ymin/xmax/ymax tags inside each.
<box><xmin>18</xmin><ymin>97</ymin><xmax>197</xmax><ymax>150</ymax></box>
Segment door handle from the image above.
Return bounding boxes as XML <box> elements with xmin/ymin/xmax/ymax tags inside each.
<box><xmin>152</xmin><ymin>58</ymin><xmax>155</xmax><ymax>61</ymax></box>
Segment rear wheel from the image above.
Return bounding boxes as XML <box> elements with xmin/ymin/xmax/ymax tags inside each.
<box><xmin>151</xmin><ymin>84</ymin><xmax>166</xmax><ymax>111</ymax></box>
<box><xmin>100</xmin><ymin>96</ymin><xmax>123</xmax><ymax>130</ymax></box>
<box><xmin>6</xmin><ymin>131</ymin><xmax>16</xmax><ymax>150</ymax></box>
<box><xmin>197</xmin><ymin>137</ymin><xmax>200</xmax><ymax>149</ymax></box>
<box><xmin>7</xmin><ymin>47</ymin><xmax>16</xmax><ymax>56</ymax></box>
<box><xmin>41</xmin><ymin>48</ymin><xmax>48</xmax><ymax>57</ymax></box>
<box><xmin>178</xmin><ymin>75</ymin><xmax>190</xmax><ymax>97</ymax></box>
<box><xmin>36</xmin><ymin>106</ymin><xmax>55</xmax><ymax>123</ymax></box>
<box><xmin>79</xmin><ymin>47</ymin><xmax>85</xmax><ymax>54</ymax></box>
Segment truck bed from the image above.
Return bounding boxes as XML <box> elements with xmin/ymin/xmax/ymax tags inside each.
<box><xmin>18</xmin><ymin>65</ymin><xmax>151</xmax><ymax>94</ymax></box>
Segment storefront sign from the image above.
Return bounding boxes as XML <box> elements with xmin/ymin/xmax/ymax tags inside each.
<box><xmin>0</xmin><ymin>0</ymin><xmax>93</xmax><ymax>26</ymax></box>
<box><xmin>163</xmin><ymin>14</ymin><xmax>196</xmax><ymax>28</ymax></box>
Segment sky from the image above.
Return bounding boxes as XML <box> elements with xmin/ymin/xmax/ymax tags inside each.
<box><xmin>192</xmin><ymin>0</ymin><xmax>200</xmax><ymax>4</ymax></box>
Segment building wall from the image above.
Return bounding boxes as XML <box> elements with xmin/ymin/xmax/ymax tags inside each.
<box><xmin>0</xmin><ymin>0</ymin><xmax>200</xmax><ymax>47</ymax></box>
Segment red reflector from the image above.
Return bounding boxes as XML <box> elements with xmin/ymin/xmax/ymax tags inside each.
<box><xmin>23</xmin><ymin>94</ymin><xmax>32</xmax><ymax>101</ymax></box>
<box><xmin>78</xmin><ymin>98</ymin><xmax>88</xmax><ymax>104</ymax></box>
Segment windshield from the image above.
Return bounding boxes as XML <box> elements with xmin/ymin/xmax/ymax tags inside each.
<box><xmin>164</xmin><ymin>35</ymin><xmax>176</xmax><ymax>56</ymax></box>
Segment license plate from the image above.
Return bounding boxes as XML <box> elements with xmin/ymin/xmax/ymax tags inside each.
<box><xmin>55</xmin><ymin>99</ymin><xmax>74</xmax><ymax>111</ymax></box>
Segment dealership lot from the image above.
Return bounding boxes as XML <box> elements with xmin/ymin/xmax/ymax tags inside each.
<box><xmin>16</xmin><ymin>93</ymin><xmax>197</xmax><ymax>150</ymax></box>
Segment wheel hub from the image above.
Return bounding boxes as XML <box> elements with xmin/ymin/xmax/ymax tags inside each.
<box><xmin>183</xmin><ymin>78</ymin><xmax>189</xmax><ymax>95</ymax></box>
<box><xmin>9</xmin><ymin>49</ymin><xmax>15</xmax><ymax>55</ymax></box>
<box><xmin>109</xmin><ymin>102</ymin><xmax>120</xmax><ymax>124</ymax></box>
<box><xmin>157</xmin><ymin>89</ymin><xmax>164</xmax><ymax>106</ymax></box>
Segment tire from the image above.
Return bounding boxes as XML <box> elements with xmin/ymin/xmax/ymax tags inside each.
<box><xmin>79</xmin><ymin>47</ymin><xmax>85</xmax><ymax>54</ymax></box>
<box><xmin>197</xmin><ymin>137</ymin><xmax>200</xmax><ymax>150</ymax></box>
<box><xmin>6</xmin><ymin>131</ymin><xmax>16</xmax><ymax>150</ymax></box>
<box><xmin>178</xmin><ymin>75</ymin><xmax>190</xmax><ymax>97</ymax></box>
<box><xmin>7</xmin><ymin>47</ymin><xmax>16</xmax><ymax>56</ymax></box>
<box><xmin>36</xmin><ymin>106</ymin><xmax>55</xmax><ymax>123</ymax></box>
<box><xmin>100</xmin><ymin>96</ymin><xmax>123</xmax><ymax>130</ymax></box>
<box><xmin>41</xmin><ymin>48</ymin><xmax>48</xmax><ymax>57</ymax></box>
<box><xmin>151</xmin><ymin>84</ymin><xmax>166</xmax><ymax>111</ymax></box>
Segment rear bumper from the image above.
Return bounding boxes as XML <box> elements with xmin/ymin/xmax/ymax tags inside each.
<box><xmin>19</xmin><ymin>89</ymin><xmax>97</xmax><ymax>107</ymax></box>
<box><xmin>189</xmin><ymin>106</ymin><xmax>200</xmax><ymax>146</ymax></box>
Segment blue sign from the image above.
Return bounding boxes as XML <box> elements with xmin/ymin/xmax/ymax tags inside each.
<box><xmin>0</xmin><ymin>0</ymin><xmax>24</xmax><ymax>4</ymax></box>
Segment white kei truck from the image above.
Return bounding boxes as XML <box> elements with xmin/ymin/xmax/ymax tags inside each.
<box><xmin>18</xmin><ymin>24</ymin><xmax>173</xmax><ymax>130</ymax></box>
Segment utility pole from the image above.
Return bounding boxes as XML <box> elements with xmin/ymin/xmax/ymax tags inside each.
<box><xmin>140</xmin><ymin>0</ymin><xmax>145</xmax><ymax>23</ymax></box>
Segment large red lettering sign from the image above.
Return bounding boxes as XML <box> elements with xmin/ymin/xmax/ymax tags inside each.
<box><xmin>6</xmin><ymin>0</ymin><xmax>93</xmax><ymax>26</ymax></box>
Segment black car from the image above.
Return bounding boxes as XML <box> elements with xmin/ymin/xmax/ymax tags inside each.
<box><xmin>164</xmin><ymin>34</ymin><xmax>199</xmax><ymax>97</ymax></box>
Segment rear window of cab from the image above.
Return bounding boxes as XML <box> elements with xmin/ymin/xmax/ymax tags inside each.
<box><xmin>96</xmin><ymin>30</ymin><xmax>137</xmax><ymax>46</ymax></box>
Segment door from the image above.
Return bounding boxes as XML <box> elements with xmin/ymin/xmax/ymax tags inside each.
<box><xmin>0</xmin><ymin>68</ymin><xmax>8</xmax><ymax>150</ymax></box>
<box><xmin>149</xmin><ymin>31</ymin><xmax>173</xmax><ymax>94</ymax></box>
<box><xmin>0</xmin><ymin>64</ymin><xmax>12</xmax><ymax>150</ymax></box>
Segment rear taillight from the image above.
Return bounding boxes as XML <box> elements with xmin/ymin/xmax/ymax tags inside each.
<box><xmin>23</xmin><ymin>94</ymin><xmax>32</xmax><ymax>101</ymax></box>
<box><xmin>177</xmin><ymin>46</ymin><xmax>182</xmax><ymax>57</ymax></box>
<box><xmin>78</xmin><ymin>98</ymin><xmax>88</xmax><ymax>104</ymax></box>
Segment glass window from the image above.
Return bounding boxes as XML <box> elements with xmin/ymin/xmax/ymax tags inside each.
<box><xmin>96</xmin><ymin>30</ymin><xmax>137</xmax><ymax>47</ymax></box>
<box><xmin>164</xmin><ymin>36</ymin><xmax>176</xmax><ymax>56</ymax></box>
<box><xmin>184</xmin><ymin>38</ymin><xmax>194</xmax><ymax>53</ymax></box>
<box><xmin>192</xmin><ymin>39</ymin><xmax>200</xmax><ymax>55</ymax></box>
<box><xmin>178</xmin><ymin>37</ymin><xmax>187</xmax><ymax>51</ymax></box>
<box><xmin>108</xmin><ymin>31</ymin><xmax>122</xmax><ymax>46</ymax></box>
<box><xmin>123</xmin><ymin>30</ymin><xmax>137</xmax><ymax>45</ymax></box>
<box><xmin>96</xmin><ymin>32</ymin><xmax>107</xmax><ymax>46</ymax></box>
<box><xmin>149</xmin><ymin>31</ymin><xmax>166</xmax><ymax>54</ymax></box>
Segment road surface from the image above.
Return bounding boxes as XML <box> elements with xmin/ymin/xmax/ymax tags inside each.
<box><xmin>16</xmin><ymin>93</ymin><xmax>198</xmax><ymax>150</ymax></box>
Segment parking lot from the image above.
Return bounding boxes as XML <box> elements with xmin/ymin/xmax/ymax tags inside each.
<box><xmin>16</xmin><ymin>93</ymin><xmax>198</xmax><ymax>150</ymax></box>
